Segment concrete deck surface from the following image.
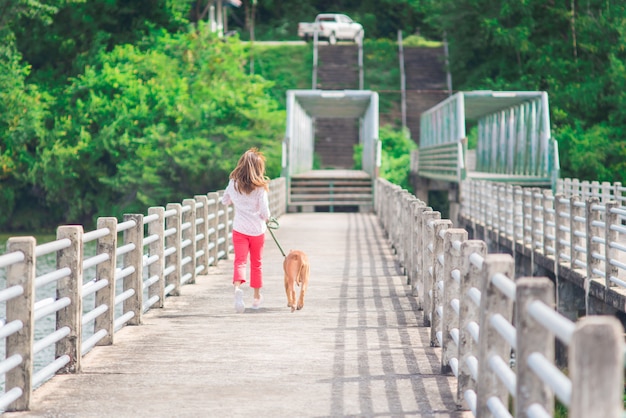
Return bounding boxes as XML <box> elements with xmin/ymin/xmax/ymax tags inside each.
<box><xmin>6</xmin><ymin>213</ymin><xmax>470</xmax><ymax>418</ymax></box>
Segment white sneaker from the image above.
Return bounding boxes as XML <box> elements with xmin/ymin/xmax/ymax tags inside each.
<box><xmin>251</xmin><ymin>295</ymin><xmax>263</xmax><ymax>310</ymax></box>
<box><xmin>234</xmin><ymin>288</ymin><xmax>245</xmax><ymax>313</ymax></box>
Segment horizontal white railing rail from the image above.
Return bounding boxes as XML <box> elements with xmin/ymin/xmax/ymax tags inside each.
<box><xmin>0</xmin><ymin>177</ymin><xmax>287</xmax><ymax>412</ymax></box>
<box><xmin>375</xmin><ymin>178</ymin><xmax>624</xmax><ymax>418</ymax></box>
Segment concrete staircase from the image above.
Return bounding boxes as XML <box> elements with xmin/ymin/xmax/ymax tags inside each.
<box><xmin>288</xmin><ymin>170</ymin><xmax>372</xmax><ymax>212</ymax></box>
<box><xmin>314</xmin><ymin>118</ymin><xmax>359</xmax><ymax>169</ymax></box>
<box><xmin>316</xmin><ymin>45</ymin><xmax>359</xmax><ymax>90</ymax></box>
<box><xmin>287</xmin><ymin>44</ymin><xmax>368</xmax><ymax>213</ymax></box>
<box><xmin>313</xmin><ymin>44</ymin><xmax>361</xmax><ymax>170</ymax></box>
<box><xmin>404</xmin><ymin>47</ymin><xmax>449</xmax><ymax>145</ymax></box>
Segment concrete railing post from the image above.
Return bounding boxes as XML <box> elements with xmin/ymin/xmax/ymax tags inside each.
<box><xmin>542</xmin><ymin>190</ymin><xmax>554</xmax><ymax>258</ymax></box>
<box><xmin>206</xmin><ymin>192</ymin><xmax>219</xmax><ymax>266</ymax></box>
<box><xmin>505</xmin><ymin>185</ymin><xmax>514</xmax><ymax>239</ymax></box>
<box><xmin>515</xmin><ymin>277</ymin><xmax>555</xmax><ymax>417</ymax></box>
<box><xmin>165</xmin><ymin>203</ymin><xmax>182</xmax><ymax>296</ymax></box>
<box><xmin>95</xmin><ymin>217</ymin><xmax>118</xmax><ymax>345</ymax></box>
<box><xmin>522</xmin><ymin>188</ymin><xmax>533</xmax><ymax>251</ymax></box>
<box><xmin>513</xmin><ymin>186</ymin><xmax>524</xmax><ymax>246</ymax></box>
<box><xmin>182</xmin><ymin>198</ymin><xmax>197</xmax><ymax>285</ymax></box>
<box><xmin>604</xmin><ymin>201</ymin><xmax>619</xmax><ymax>287</ymax></box>
<box><xmin>56</xmin><ymin>225</ymin><xmax>84</xmax><ymax>373</ymax></box>
<box><xmin>601</xmin><ymin>181</ymin><xmax>612</xmax><ymax>202</ymax></box>
<box><xmin>475</xmin><ymin>254</ymin><xmax>515</xmax><ymax>418</ymax></box>
<box><xmin>585</xmin><ymin>180</ymin><xmax>594</xmax><ymax>198</ymax></box>
<box><xmin>554</xmin><ymin>194</ymin><xmax>567</xmax><ymax>271</ymax></box>
<box><xmin>431</xmin><ymin>219</ymin><xmax>452</xmax><ymax>346</ymax></box>
<box><xmin>407</xmin><ymin>200</ymin><xmax>422</xmax><ymax>285</ymax></box>
<box><xmin>614</xmin><ymin>182</ymin><xmax>623</xmax><ymax>204</ymax></box>
<box><xmin>403</xmin><ymin>194</ymin><xmax>418</xmax><ymax>278</ymax></box>
<box><xmin>570</xmin><ymin>196</ymin><xmax>584</xmax><ymax>273</ymax></box>
<box><xmin>581</xmin><ymin>180</ymin><xmax>591</xmax><ymax>199</ymax></box>
<box><xmin>422</xmin><ymin>210</ymin><xmax>441</xmax><ymax>326</ymax></box>
<box><xmin>465</xmin><ymin>180</ymin><xmax>472</xmax><ymax>222</ymax></box>
<box><xmin>496</xmin><ymin>184</ymin><xmax>504</xmax><ymax>236</ymax></box>
<box><xmin>457</xmin><ymin>240</ymin><xmax>487</xmax><ymax>408</ymax></box>
<box><xmin>147</xmin><ymin>207</ymin><xmax>165</xmax><ymax>308</ymax></box>
<box><xmin>5</xmin><ymin>237</ymin><xmax>36</xmax><ymax>411</ymax></box>
<box><xmin>532</xmin><ymin>188</ymin><xmax>543</xmax><ymax>254</ymax></box>
<box><xmin>123</xmin><ymin>214</ymin><xmax>144</xmax><ymax>324</ymax></box>
<box><xmin>569</xmin><ymin>316</ymin><xmax>624</xmax><ymax>418</ymax></box>
<box><xmin>412</xmin><ymin>203</ymin><xmax>431</xmax><ymax>302</ymax></box>
<box><xmin>392</xmin><ymin>188</ymin><xmax>403</xmax><ymax>254</ymax></box>
<box><xmin>397</xmin><ymin>192</ymin><xmax>408</xmax><ymax>269</ymax></box>
<box><xmin>556</xmin><ymin>178</ymin><xmax>564</xmax><ymax>195</ymax></box>
<box><xmin>217</xmin><ymin>192</ymin><xmax>230</xmax><ymax>260</ymax></box>
<box><xmin>487</xmin><ymin>182</ymin><xmax>495</xmax><ymax>231</ymax></box>
<box><xmin>388</xmin><ymin>186</ymin><xmax>397</xmax><ymax>247</ymax></box>
<box><xmin>441</xmin><ymin>228</ymin><xmax>467</xmax><ymax>374</ymax></box>
<box><xmin>397</xmin><ymin>192</ymin><xmax>407</xmax><ymax>269</ymax></box>
<box><xmin>586</xmin><ymin>198</ymin><xmax>601</xmax><ymax>281</ymax></box>
<box><xmin>194</xmin><ymin>195</ymin><xmax>210</xmax><ymax>275</ymax></box>
<box><xmin>480</xmin><ymin>181</ymin><xmax>488</xmax><ymax>228</ymax></box>
<box><xmin>571</xmin><ymin>178</ymin><xmax>580</xmax><ymax>197</ymax></box>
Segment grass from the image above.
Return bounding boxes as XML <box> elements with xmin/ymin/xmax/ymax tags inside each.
<box><xmin>402</xmin><ymin>34</ymin><xmax>443</xmax><ymax>47</ymax></box>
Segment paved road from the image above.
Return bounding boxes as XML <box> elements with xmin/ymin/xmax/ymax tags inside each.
<box><xmin>6</xmin><ymin>213</ymin><xmax>469</xmax><ymax>418</ymax></box>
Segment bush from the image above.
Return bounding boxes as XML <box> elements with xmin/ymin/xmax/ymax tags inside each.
<box><xmin>379</xmin><ymin>126</ymin><xmax>416</xmax><ymax>192</ymax></box>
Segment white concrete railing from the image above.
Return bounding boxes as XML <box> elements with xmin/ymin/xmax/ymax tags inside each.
<box><xmin>375</xmin><ymin>178</ymin><xmax>624</xmax><ymax>418</ymax></box>
<box><xmin>557</xmin><ymin>178</ymin><xmax>626</xmax><ymax>205</ymax></box>
<box><xmin>0</xmin><ymin>177</ymin><xmax>287</xmax><ymax>412</ymax></box>
<box><xmin>462</xmin><ymin>180</ymin><xmax>626</xmax><ymax>296</ymax></box>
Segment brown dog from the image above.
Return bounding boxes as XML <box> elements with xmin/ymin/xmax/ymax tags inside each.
<box><xmin>283</xmin><ymin>250</ymin><xmax>310</xmax><ymax>312</ymax></box>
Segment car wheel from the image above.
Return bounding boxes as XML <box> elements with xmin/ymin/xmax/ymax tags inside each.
<box><xmin>329</xmin><ymin>32</ymin><xmax>337</xmax><ymax>45</ymax></box>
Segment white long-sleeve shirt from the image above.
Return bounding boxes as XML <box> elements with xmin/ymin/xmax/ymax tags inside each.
<box><xmin>221</xmin><ymin>179</ymin><xmax>271</xmax><ymax>236</ymax></box>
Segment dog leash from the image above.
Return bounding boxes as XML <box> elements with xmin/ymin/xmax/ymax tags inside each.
<box><xmin>267</xmin><ymin>217</ymin><xmax>286</xmax><ymax>257</ymax></box>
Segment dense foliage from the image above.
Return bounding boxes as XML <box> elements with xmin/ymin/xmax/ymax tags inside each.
<box><xmin>2</xmin><ymin>0</ymin><xmax>626</xmax><ymax>232</ymax></box>
<box><xmin>378</xmin><ymin>127</ymin><xmax>416</xmax><ymax>191</ymax></box>
<box><xmin>1</xmin><ymin>1</ymin><xmax>284</xmax><ymax>231</ymax></box>
<box><xmin>34</xmin><ymin>28</ymin><xmax>284</xmax><ymax>227</ymax></box>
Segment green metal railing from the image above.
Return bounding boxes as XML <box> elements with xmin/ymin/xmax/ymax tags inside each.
<box><xmin>418</xmin><ymin>91</ymin><xmax>560</xmax><ymax>189</ymax></box>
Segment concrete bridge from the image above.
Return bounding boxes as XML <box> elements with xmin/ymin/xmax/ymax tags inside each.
<box><xmin>0</xmin><ymin>177</ymin><xmax>623</xmax><ymax>418</ymax></box>
<box><xmin>0</xmin><ymin>182</ymin><xmax>467</xmax><ymax>417</ymax></box>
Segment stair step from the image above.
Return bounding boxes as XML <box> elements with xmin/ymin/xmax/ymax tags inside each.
<box><xmin>291</xmin><ymin>179</ymin><xmax>371</xmax><ymax>185</ymax></box>
<box><xmin>290</xmin><ymin>193</ymin><xmax>371</xmax><ymax>200</ymax></box>
<box><xmin>291</xmin><ymin>188</ymin><xmax>372</xmax><ymax>195</ymax></box>
<box><xmin>289</xmin><ymin>168</ymin><xmax>372</xmax><ymax>208</ymax></box>
<box><xmin>288</xmin><ymin>200</ymin><xmax>372</xmax><ymax>206</ymax></box>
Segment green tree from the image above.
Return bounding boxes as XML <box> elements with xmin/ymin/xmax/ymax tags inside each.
<box><xmin>13</xmin><ymin>0</ymin><xmax>190</xmax><ymax>83</ymax></box>
<box><xmin>0</xmin><ymin>43</ymin><xmax>50</xmax><ymax>230</ymax></box>
<box><xmin>30</xmin><ymin>24</ymin><xmax>284</xmax><ymax>226</ymax></box>
<box><xmin>379</xmin><ymin>126</ymin><xmax>416</xmax><ymax>191</ymax></box>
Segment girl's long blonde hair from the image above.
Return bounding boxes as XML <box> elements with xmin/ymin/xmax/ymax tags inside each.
<box><xmin>229</xmin><ymin>148</ymin><xmax>269</xmax><ymax>194</ymax></box>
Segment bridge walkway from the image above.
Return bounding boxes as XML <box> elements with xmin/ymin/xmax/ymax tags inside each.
<box><xmin>5</xmin><ymin>213</ymin><xmax>469</xmax><ymax>418</ymax></box>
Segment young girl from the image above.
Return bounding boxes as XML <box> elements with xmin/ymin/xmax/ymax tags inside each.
<box><xmin>221</xmin><ymin>148</ymin><xmax>271</xmax><ymax>313</ymax></box>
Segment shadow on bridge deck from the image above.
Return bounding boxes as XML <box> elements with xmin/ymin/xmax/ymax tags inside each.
<box><xmin>6</xmin><ymin>213</ymin><xmax>469</xmax><ymax>418</ymax></box>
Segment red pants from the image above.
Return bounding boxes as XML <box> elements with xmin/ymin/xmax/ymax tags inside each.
<box><xmin>232</xmin><ymin>230</ymin><xmax>265</xmax><ymax>289</ymax></box>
